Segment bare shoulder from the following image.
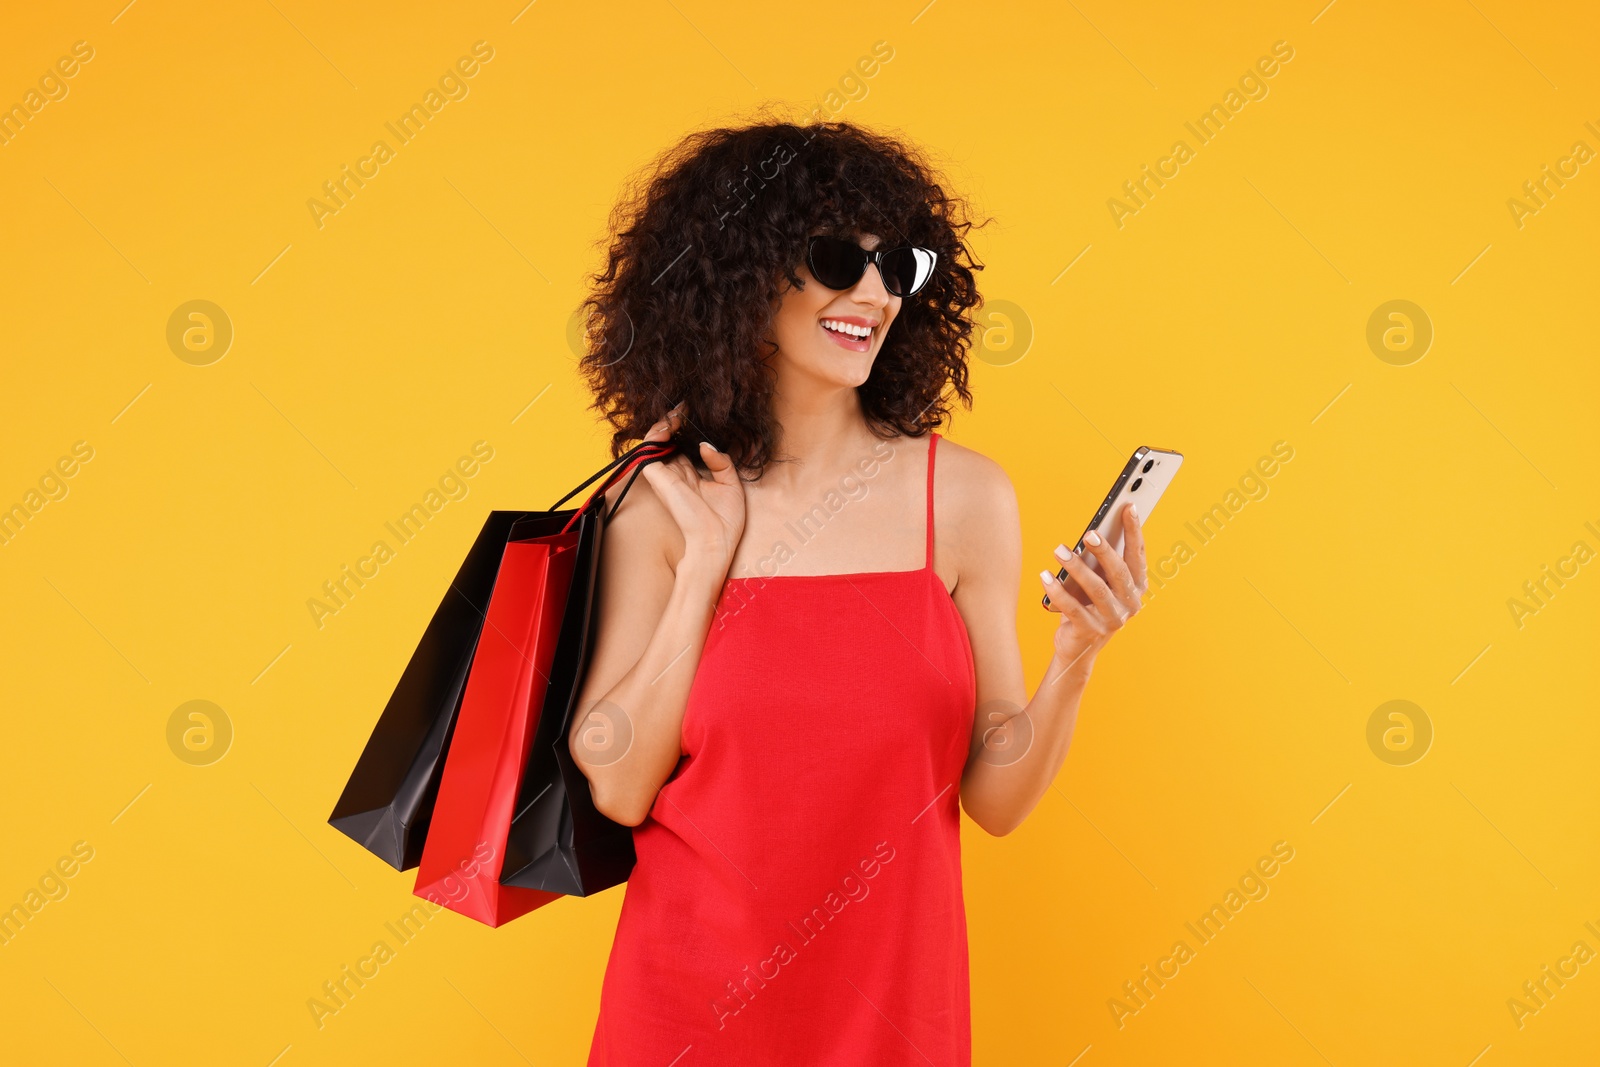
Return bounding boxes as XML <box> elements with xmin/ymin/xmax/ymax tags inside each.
<box><xmin>598</xmin><ymin>457</ymin><xmax>681</xmax><ymax>571</ymax></box>
<box><xmin>932</xmin><ymin>435</ymin><xmax>1021</xmax><ymax>583</ymax></box>
<box><xmin>934</xmin><ymin>435</ymin><xmax>1018</xmax><ymax>521</ymax></box>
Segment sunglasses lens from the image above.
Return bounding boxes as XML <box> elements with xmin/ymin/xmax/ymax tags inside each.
<box><xmin>881</xmin><ymin>247</ymin><xmax>937</xmax><ymax>297</ymax></box>
<box><xmin>808</xmin><ymin>237</ymin><xmax>866</xmax><ymax>290</ymax></box>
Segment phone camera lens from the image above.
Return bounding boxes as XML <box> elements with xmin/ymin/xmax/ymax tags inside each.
<box><xmin>1130</xmin><ymin>478</ymin><xmax>1143</xmax><ymax>491</ymax></box>
<box><xmin>1141</xmin><ymin>460</ymin><xmax>1154</xmax><ymax>473</ymax></box>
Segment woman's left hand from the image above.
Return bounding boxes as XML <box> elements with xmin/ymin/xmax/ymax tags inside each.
<box><xmin>1039</xmin><ymin>502</ymin><xmax>1147</xmax><ymax>674</ymax></box>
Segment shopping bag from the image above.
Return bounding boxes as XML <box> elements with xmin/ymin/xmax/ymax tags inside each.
<box><xmin>327</xmin><ymin>440</ymin><xmax>671</xmax><ymax>871</ymax></box>
<box><xmin>498</xmin><ymin>458</ymin><xmax>656</xmax><ymax>895</ymax></box>
<box><xmin>327</xmin><ymin>510</ymin><xmax>532</xmax><ymax>870</ymax></box>
<box><xmin>412</xmin><ymin>534</ymin><xmax>577</xmax><ymax>924</ymax></box>
<box><xmin>413</xmin><ymin>440</ymin><xmax>675</xmax><ymax>925</ymax></box>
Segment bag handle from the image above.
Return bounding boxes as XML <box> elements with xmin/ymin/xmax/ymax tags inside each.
<box><xmin>549</xmin><ymin>438</ymin><xmax>672</xmax><ymax>511</ymax></box>
<box><xmin>556</xmin><ymin>440</ymin><xmax>677</xmax><ymax>534</ymax></box>
<box><xmin>603</xmin><ymin>449</ymin><xmax>668</xmax><ymax>523</ymax></box>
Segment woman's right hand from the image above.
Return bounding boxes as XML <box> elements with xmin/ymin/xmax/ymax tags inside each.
<box><xmin>638</xmin><ymin>404</ymin><xmax>746</xmax><ymax>573</ymax></box>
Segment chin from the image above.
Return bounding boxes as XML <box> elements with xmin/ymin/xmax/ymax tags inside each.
<box><xmin>809</xmin><ymin>352</ymin><xmax>875</xmax><ymax>389</ymax></box>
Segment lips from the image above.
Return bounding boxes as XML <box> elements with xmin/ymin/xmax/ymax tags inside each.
<box><xmin>820</xmin><ymin>316</ymin><xmax>877</xmax><ymax>352</ymax></box>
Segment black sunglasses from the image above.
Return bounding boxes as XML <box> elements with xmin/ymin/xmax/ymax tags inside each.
<box><xmin>805</xmin><ymin>235</ymin><xmax>938</xmax><ymax>298</ymax></box>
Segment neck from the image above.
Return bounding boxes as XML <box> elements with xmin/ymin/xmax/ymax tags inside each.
<box><xmin>763</xmin><ymin>378</ymin><xmax>875</xmax><ymax>489</ymax></box>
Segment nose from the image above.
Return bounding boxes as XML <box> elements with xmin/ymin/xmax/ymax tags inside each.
<box><xmin>848</xmin><ymin>262</ymin><xmax>892</xmax><ymax>310</ymax></box>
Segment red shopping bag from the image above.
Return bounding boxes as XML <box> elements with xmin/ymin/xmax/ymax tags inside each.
<box><xmin>412</xmin><ymin>533</ymin><xmax>579</xmax><ymax>926</ymax></box>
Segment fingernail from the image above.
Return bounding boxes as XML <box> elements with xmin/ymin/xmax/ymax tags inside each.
<box><xmin>1054</xmin><ymin>543</ymin><xmax>1069</xmax><ymax>559</ymax></box>
<box><xmin>702</xmin><ymin>441</ymin><xmax>716</xmax><ymax>452</ymax></box>
<box><xmin>1128</xmin><ymin>503</ymin><xmax>1139</xmax><ymax>521</ymax></box>
<box><xmin>1039</xmin><ymin>569</ymin><xmax>1055</xmax><ymax>585</ymax></box>
<box><xmin>1085</xmin><ymin>530</ymin><xmax>1102</xmax><ymax>546</ymax></box>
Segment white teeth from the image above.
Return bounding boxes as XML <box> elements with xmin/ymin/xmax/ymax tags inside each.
<box><xmin>821</xmin><ymin>319</ymin><xmax>873</xmax><ymax>338</ymax></box>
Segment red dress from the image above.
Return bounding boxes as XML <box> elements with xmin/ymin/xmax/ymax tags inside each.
<box><xmin>588</xmin><ymin>432</ymin><xmax>977</xmax><ymax>1066</ymax></box>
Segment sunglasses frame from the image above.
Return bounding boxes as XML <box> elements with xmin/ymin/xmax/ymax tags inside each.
<box><xmin>805</xmin><ymin>235</ymin><xmax>938</xmax><ymax>298</ymax></box>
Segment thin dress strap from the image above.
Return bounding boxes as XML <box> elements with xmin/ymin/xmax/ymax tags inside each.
<box><xmin>925</xmin><ymin>432</ymin><xmax>939</xmax><ymax>570</ymax></box>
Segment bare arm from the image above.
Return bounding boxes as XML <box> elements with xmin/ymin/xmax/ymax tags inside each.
<box><xmin>567</xmin><ymin>416</ymin><xmax>745</xmax><ymax>826</ymax></box>
<box><xmin>955</xmin><ymin>456</ymin><xmax>1147</xmax><ymax>836</ymax></box>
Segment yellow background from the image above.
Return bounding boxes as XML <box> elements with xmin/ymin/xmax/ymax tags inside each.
<box><xmin>2</xmin><ymin>0</ymin><xmax>1597</xmax><ymax>1063</ymax></box>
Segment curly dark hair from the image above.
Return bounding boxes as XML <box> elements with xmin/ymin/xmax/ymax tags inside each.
<box><xmin>576</xmin><ymin>115</ymin><xmax>986</xmax><ymax>476</ymax></box>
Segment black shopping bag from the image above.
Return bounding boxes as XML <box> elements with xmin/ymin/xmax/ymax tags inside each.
<box><xmin>328</xmin><ymin>439</ymin><xmax>673</xmax><ymax>871</ymax></box>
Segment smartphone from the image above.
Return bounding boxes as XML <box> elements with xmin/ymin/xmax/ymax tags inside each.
<box><xmin>1041</xmin><ymin>446</ymin><xmax>1184</xmax><ymax>608</ymax></box>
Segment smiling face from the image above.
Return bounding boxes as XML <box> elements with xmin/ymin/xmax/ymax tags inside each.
<box><xmin>767</xmin><ymin>232</ymin><xmax>901</xmax><ymax>390</ymax></box>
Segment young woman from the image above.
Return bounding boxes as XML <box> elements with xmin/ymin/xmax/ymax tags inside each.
<box><xmin>568</xmin><ymin>119</ymin><xmax>1146</xmax><ymax>1065</ymax></box>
